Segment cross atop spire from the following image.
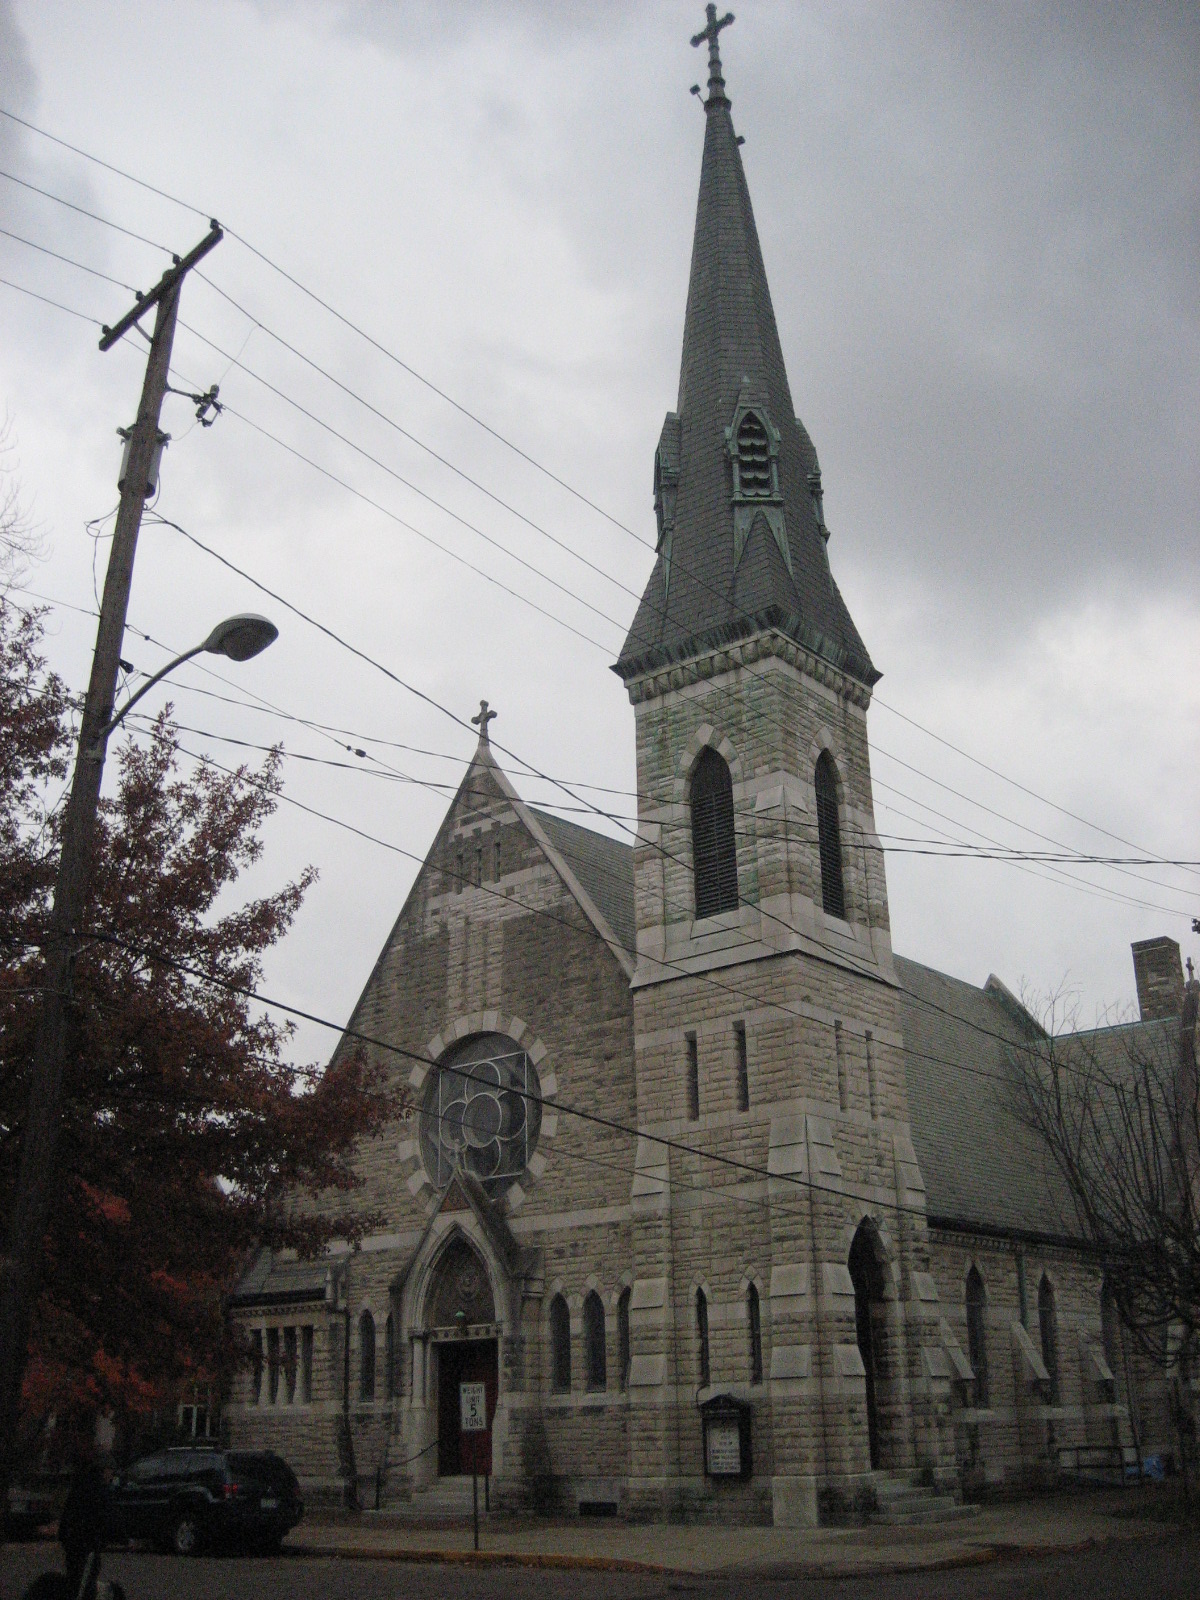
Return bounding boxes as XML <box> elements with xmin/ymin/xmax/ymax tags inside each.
<box><xmin>471</xmin><ymin>698</ymin><xmax>497</xmax><ymax>746</ymax></box>
<box><xmin>691</xmin><ymin>5</ymin><xmax>734</xmax><ymax>104</ymax></box>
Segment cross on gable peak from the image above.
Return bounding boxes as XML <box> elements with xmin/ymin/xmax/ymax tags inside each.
<box><xmin>471</xmin><ymin>698</ymin><xmax>497</xmax><ymax>745</ymax></box>
<box><xmin>691</xmin><ymin>5</ymin><xmax>735</xmax><ymax>102</ymax></box>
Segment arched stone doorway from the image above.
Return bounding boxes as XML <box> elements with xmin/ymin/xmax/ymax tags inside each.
<box><xmin>425</xmin><ymin>1238</ymin><xmax>498</xmax><ymax>1477</ymax></box>
<box><xmin>848</xmin><ymin>1221</ymin><xmax>888</xmax><ymax>1471</ymax></box>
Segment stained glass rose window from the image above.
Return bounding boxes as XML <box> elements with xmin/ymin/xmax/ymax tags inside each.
<box><xmin>419</xmin><ymin>1032</ymin><xmax>541</xmax><ymax>1197</ymax></box>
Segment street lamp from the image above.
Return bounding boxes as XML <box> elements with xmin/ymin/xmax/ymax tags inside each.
<box><xmin>93</xmin><ymin>613</ymin><xmax>278</xmax><ymax>748</ymax></box>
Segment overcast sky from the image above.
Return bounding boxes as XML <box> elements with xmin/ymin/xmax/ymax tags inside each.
<box><xmin>1</xmin><ymin>0</ymin><xmax>1196</xmax><ymax>1067</ymax></box>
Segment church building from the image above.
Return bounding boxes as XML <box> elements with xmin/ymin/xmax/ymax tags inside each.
<box><xmin>227</xmin><ymin>14</ymin><xmax>1192</xmax><ymax>1525</ymax></box>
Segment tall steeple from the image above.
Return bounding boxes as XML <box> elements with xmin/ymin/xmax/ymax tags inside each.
<box><xmin>616</xmin><ymin>9</ymin><xmax>876</xmax><ymax>689</ymax></box>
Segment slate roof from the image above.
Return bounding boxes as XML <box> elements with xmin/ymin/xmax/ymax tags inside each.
<box><xmin>232</xmin><ymin>1250</ymin><xmax>330</xmax><ymax>1307</ymax></box>
<box><xmin>528</xmin><ymin>806</ymin><xmax>637</xmax><ymax>959</ymax></box>
<box><xmin>615</xmin><ymin>49</ymin><xmax>876</xmax><ymax>687</ymax></box>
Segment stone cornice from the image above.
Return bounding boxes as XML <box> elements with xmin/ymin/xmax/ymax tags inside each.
<box><xmin>622</xmin><ymin>627</ymin><xmax>873</xmax><ymax>710</ymax></box>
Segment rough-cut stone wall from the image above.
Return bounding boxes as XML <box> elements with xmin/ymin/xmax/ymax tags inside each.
<box><xmin>928</xmin><ymin>1232</ymin><xmax>1176</xmax><ymax>1490</ymax></box>
<box><xmin>622</xmin><ymin>647</ymin><xmax>955</xmax><ymax>1526</ymax></box>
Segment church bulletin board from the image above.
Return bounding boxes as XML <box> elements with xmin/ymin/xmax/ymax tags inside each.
<box><xmin>700</xmin><ymin>1394</ymin><xmax>753</xmax><ymax>1480</ymax></box>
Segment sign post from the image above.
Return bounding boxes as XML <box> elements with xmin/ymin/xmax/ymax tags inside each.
<box><xmin>459</xmin><ymin>1380</ymin><xmax>487</xmax><ymax>1552</ymax></box>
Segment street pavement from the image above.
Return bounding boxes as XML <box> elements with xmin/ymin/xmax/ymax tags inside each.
<box><xmin>2</xmin><ymin>1535</ymin><xmax>1200</xmax><ymax>1599</ymax></box>
<box><xmin>2</xmin><ymin>1489</ymin><xmax>1196</xmax><ymax>1599</ymax></box>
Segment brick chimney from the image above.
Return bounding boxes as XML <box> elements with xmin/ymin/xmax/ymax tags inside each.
<box><xmin>1131</xmin><ymin>936</ymin><xmax>1185</xmax><ymax>1021</ymax></box>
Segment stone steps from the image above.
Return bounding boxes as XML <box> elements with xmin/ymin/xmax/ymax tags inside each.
<box><xmin>870</xmin><ymin>1474</ymin><xmax>979</xmax><ymax>1527</ymax></box>
<box><xmin>382</xmin><ymin>1475</ymin><xmax>487</xmax><ymax>1522</ymax></box>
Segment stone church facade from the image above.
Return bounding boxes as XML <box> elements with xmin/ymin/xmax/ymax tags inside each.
<box><xmin>226</xmin><ymin>21</ymin><xmax>1193</xmax><ymax>1524</ymax></box>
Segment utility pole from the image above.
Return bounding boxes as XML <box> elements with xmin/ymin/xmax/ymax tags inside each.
<box><xmin>0</xmin><ymin>225</ymin><xmax>223</xmax><ymax>1503</ymax></box>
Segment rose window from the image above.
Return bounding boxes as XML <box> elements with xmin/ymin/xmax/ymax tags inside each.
<box><xmin>419</xmin><ymin>1032</ymin><xmax>541</xmax><ymax>1197</ymax></box>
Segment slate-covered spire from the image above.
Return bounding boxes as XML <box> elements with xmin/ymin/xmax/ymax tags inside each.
<box><xmin>616</xmin><ymin>12</ymin><xmax>877</xmax><ymax>688</ymax></box>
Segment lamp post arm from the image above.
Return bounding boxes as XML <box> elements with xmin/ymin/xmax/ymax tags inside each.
<box><xmin>92</xmin><ymin>642</ymin><xmax>206</xmax><ymax>750</ymax></box>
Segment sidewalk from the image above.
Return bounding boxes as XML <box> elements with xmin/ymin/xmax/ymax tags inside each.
<box><xmin>286</xmin><ymin>1488</ymin><xmax>1178</xmax><ymax>1579</ymax></box>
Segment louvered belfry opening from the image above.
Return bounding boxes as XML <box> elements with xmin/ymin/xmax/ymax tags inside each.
<box><xmin>814</xmin><ymin>751</ymin><xmax>846</xmax><ymax>919</ymax></box>
<box><xmin>736</xmin><ymin>412</ymin><xmax>772</xmax><ymax>496</ymax></box>
<box><xmin>690</xmin><ymin>747</ymin><xmax>739</xmax><ymax>918</ymax></box>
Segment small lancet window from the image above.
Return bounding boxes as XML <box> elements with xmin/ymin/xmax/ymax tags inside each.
<box><xmin>617</xmin><ymin>1287</ymin><xmax>631</xmax><ymax>1391</ymax></box>
<box><xmin>359</xmin><ymin>1310</ymin><xmax>376</xmax><ymax>1401</ymax></box>
<box><xmin>584</xmin><ymin>1291</ymin><xmax>606</xmax><ymax>1391</ymax></box>
<box><xmin>747</xmin><ymin>1283</ymin><xmax>763</xmax><ymax>1384</ymax></box>
<box><xmin>550</xmin><ymin>1294</ymin><xmax>571</xmax><ymax>1393</ymax></box>
<box><xmin>696</xmin><ymin>1288</ymin><xmax>711</xmax><ymax>1388</ymax></box>
<box><xmin>691</xmin><ymin>747</ymin><xmax>739</xmax><ymax>919</ymax></box>
<box><xmin>814</xmin><ymin>751</ymin><xmax>846</xmax><ymax>920</ymax></box>
<box><xmin>966</xmin><ymin>1265</ymin><xmax>988</xmax><ymax>1406</ymax></box>
<box><xmin>735</xmin><ymin>413</ymin><xmax>773</xmax><ymax>497</ymax></box>
<box><xmin>1038</xmin><ymin>1276</ymin><xmax>1059</xmax><ymax>1403</ymax></box>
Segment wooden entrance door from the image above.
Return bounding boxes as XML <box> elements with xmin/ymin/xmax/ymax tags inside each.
<box><xmin>437</xmin><ymin>1338</ymin><xmax>498</xmax><ymax>1476</ymax></box>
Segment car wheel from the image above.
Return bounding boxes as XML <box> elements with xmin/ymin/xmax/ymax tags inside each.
<box><xmin>170</xmin><ymin>1512</ymin><xmax>201</xmax><ymax>1556</ymax></box>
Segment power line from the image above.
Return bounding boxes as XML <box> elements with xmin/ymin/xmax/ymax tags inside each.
<box><xmin>0</xmin><ymin>219</ymin><xmax>1190</xmax><ymax>1056</ymax></box>
<box><xmin>0</xmin><ymin>226</ymin><xmax>138</xmax><ymax>292</ymax></box>
<box><xmin>51</xmin><ymin>920</ymin><xmax>1045</xmax><ymax>1234</ymax></box>
<box><xmin>0</xmin><ymin>107</ymin><xmax>210</xmax><ymax>220</ymax></box>
<box><xmin>120</xmin><ymin>713</ymin><xmax>1200</xmax><ymax>868</ymax></box>
<box><xmin>0</xmin><ymin>167</ymin><xmax>173</xmax><ymax>255</ymax></box>
<box><xmin>134</xmin><ymin>508</ymin><xmax>1193</xmax><ymax>1067</ymax></box>
<box><xmin>874</xmin><ymin>695</ymin><xmax>1200</xmax><ymax>887</ymax></box>
<box><xmin>3</xmin><ymin>119</ymin><xmax>1184</xmax><ymax>895</ymax></box>
<box><xmin>7</xmin><ymin>578</ymin><xmax>1168</xmax><ymax>1153</ymax></box>
<box><xmin>193</xmin><ymin>273</ymin><xmax>645</xmax><ymax>607</ymax></box>
<box><xmin>0</xmin><ymin>274</ymin><xmax>101</xmax><ymax>325</ymax></box>
<box><xmin>7</xmin><ymin>196</ymin><xmax>1186</xmax><ymax>919</ymax></box>
<box><xmin>172</xmin><ymin>320</ymin><xmax>629</xmax><ymax>637</ymax></box>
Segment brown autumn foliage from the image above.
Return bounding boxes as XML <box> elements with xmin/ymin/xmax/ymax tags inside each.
<box><xmin>0</xmin><ymin>597</ymin><xmax>394</xmax><ymax>1438</ymax></box>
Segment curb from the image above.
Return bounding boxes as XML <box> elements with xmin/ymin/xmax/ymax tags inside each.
<box><xmin>286</xmin><ymin>1543</ymin><xmax>667</xmax><ymax>1574</ymax></box>
<box><xmin>284</xmin><ymin>1523</ymin><xmax>1169</xmax><ymax>1580</ymax></box>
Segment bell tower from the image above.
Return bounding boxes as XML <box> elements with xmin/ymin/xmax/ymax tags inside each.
<box><xmin>613</xmin><ymin>8</ymin><xmax>955</xmax><ymax>1525</ymax></box>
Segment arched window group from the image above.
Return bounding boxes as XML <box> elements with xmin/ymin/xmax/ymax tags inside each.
<box><xmin>548</xmin><ymin>1287</ymin><xmax>627</xmax><ymax>1395</ymax></box>
<box><xmin>690</xmin><ymin>748</ymin><xmax>739</xmax><ymax>919</ymax></box>
<box><xmin>814</xmin><ymin>750</ymin><xmax>846</xmax><ymax>919</ymax></box>
<box><xmin>965</xmin><ymin>1265</ymin><xmax>988</xmax><ymax>1406</ymax></box>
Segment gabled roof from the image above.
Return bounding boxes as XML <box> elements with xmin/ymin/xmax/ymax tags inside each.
<box><xmin>528</xmin><ymin>806</ymin><xmax>636</xmax><ymax>960</ymax></box>
<box><xmin>895</xmin><ymin>955</ymin><xmax>1074</xmax><ymax>1240</ymax></box>
<box><xmin>616</xmin><ymin>38</ymin><xmax>876</xmax><ymax>687</ymax></box>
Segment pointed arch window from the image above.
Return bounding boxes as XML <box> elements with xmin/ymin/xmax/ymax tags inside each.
<box><xmin>735</xmin><ymin>412</ymin><xmax>773</xmax><ymax>498</ymax></box>
<box><xmin>549</xmin><ymin>1294</ymin><xmax>571</xmax><ymax>1393</ymax></box>
<box><xmin>617</xmin><ymin>1287</ymin><xmax>632</xmax><ymax>1391</ymax></box>
<box><xmin>814</xmin><ymin>751</ymin><xmax>846</xmax><ymax>919</ymax></box>
<box><xmin>691</xmin><ymin>747</ymin><xmax>739</xmax><ymax>918</ymax></box>
<box><xmin>359</xmin><ymin>1311</ymin><xmax>376</xmax><ymax>1402</ymax></box>
<box><xmin>584</xmin><ymin>1291</ymin><xmax>607</xmax><ymax>1391</ymax></box>
<box><xmin>1038</xmin><ymin>1276</ymin><xmax>1059</xmax><ymax>1403</ymax></box>
<box><xmin>747</xmin><ymin>1283</ymin><xmax>763</xmax><ymax>1385</ymax></box>
<box><xmin>965</xmin><ymin>1265</ymin><xmax>988</xmax><ymax>1406</ymax></box>
<box><xmin>696</xmin><ymin>1288</ymin><xmax>711</xmax><ymax>1388</ymax></box>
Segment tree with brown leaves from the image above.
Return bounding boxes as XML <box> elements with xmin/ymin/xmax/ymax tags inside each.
<box><xmin>0</xmin><ymin>600</ymin><xmax>393</xmax><ymax>1456</ymax></box>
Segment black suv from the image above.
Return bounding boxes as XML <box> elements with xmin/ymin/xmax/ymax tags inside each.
<box><xmin>106</xmin><ymin>1447</ymin><xmax>303</xmax><ymax>1555</ymax></box>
